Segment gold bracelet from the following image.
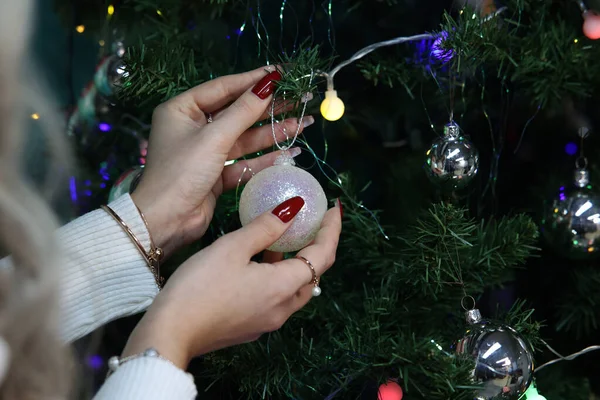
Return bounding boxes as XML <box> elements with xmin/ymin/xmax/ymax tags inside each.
<box><xmin>101</xmin><ymin>205</ymin><xmax>164</xmax><ymax>289</ymax></box>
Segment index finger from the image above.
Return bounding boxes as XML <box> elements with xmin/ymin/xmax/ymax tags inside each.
<box><xmin>168</xmin><ymin>66</ymin><xmax>272</xmax><ymax>116</ymax></box>
<box><xmin>202</xmin><ymin>68</ymin><xmax>282</xmax><ymax>153</ymax></box>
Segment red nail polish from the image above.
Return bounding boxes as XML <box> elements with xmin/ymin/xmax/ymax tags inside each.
<box><xmin>252</xmin><ymin>71</ymin><xmax>282</xmax><ymax>99</ymax></box>
<box><xmin>337</xmin><ymin>198</ymin><xmax>344</xmax><ymax>219</ymax></box>
<box><xmin>272</xmin><ymin>196</ymin><xmax>305</xmax><ymax>223</ymax></box>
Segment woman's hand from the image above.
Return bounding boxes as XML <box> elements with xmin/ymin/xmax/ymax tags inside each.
<box><xmin>131</xmin><ymin>66</ymin><xmax>314</xmax><ymax>256</ymax></box>
<box><xmin>122</xmin><ymin>197</ymin><xmax>342</xmax><ymax>369</ymax></box>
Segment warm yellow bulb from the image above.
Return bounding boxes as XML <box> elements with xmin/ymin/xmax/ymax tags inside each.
<box><xmin>31</xmin><ymin>113</ymin><xmax>40</xmax><ymax>120</ymax></box>
<box><xmin>320</xmin><ymin>90</ymin><xmax>345</xmax><ymax>121</ymax></box>
<box><xmin>108</xmin><ymin>5</ymin><xmax>115</xmax><ymax>15</ymax></box>
<box><xmin>75</xmin><ymin>25</ymin><xmax>85</xmax><ymax>33</ymax></box>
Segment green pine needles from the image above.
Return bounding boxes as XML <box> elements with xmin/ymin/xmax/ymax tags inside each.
<box><xmin>197</xmin><ymin>187</ymin><xmax>541</xmax><ymax>399</ymax></box>
<box><xmin>360</xmin><ymin>0</ymin><xmax>600</xmax><ymax>108</ymax></box>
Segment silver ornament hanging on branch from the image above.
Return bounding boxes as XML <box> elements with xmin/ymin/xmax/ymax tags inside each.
<box><xmin>455</xmin><ymin>308</ymin><xmax>535</xmax><ymax>400</ymax></box>
<box><xmin>541</xmin><ymin>166</ymin><xmax>600</xmax><ymax>259</ymax></box>
<box><xmin>94</xmin><ymin>55</ymin><xmax>128</xmax><ymax>98</ymax></box>
<box><xmin>424</xmin><ymin>121</ymin><xmax>479</xmax><ymax>190</ymax></box>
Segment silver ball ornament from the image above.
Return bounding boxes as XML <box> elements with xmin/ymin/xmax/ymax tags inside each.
<box><xmin>456</xmin><ymin>309</ymin><xmax>534</xmax><ymax>400</ymax></box>
<box><xmin>239</xmin><ymin>152</ymin><xmax>328</xmax><ymax>252</ymax></box>
<box><xmin>425</xmin><ymin>121</ymin><xmax>479</xmax><ymax>190</ymax></box>
<box><xmin>108</xmin><ymin>166</ymin><xmax>144</xmax><ymax>202</ymax></box>
<box><xmin>94</xmin><ymin>55</ymin><xmax>128</xmax><ymax>98</ymax></box>
<box><xmin>542</xmin><ymin>168</ymin><xmax>600</xmax><ymax>259</ymax></box>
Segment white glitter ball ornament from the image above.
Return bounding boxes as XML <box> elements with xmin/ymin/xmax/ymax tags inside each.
<box><xmin>239</xmin><ymin>151</ymin><xmax>328</xmax><ymax>252</ymax></box>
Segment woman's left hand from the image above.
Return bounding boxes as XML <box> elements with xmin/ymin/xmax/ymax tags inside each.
<box><xmin>131</xmin><ymin>66</ymin><xmax>314</xmax><ymax>256</ymax></box>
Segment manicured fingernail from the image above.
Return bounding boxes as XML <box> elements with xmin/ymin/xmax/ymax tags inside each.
<box><xmin>302</xmin><ymin>115</ymin><xmax>315</xmax><ymax>128</ymax></box>
<box><xmin>336</xmin><ymin>198</ymin><xmax>344</xmax><ymax>219</ymax></box>
<box><xmin>272</xmin><ymin>196</ymin><xmax>305</xmax><ymax>223</ymax></box>
<box><xmin>301</xmin><ymin>92</ymin><xmax>314</xmax><ymax>102</ymax></box>
<box><xmin>252</xmin><ymin>70</ymin><xmax>282</xmax><ymax>99</ymax></box>
<box><xmin>288</xmin><ymin>147</ymin><xmax>302</xmax><ymax>158</ymax></box>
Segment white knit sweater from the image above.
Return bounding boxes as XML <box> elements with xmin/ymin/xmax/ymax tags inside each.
<box><xmin>58</xmin><ymin>194</ymin><xmax>197</xmax><ymax>399</ymax></box>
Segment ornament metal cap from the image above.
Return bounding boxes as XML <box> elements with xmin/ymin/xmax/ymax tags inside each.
<box><xmin>465</xmin><ymin>308</ymin><xmax>482</xmax><ymax>324</ymax></box>
<box><xmin>443</xmin><ymin>121</ymin><xmax>461</xmax><ymax>140</ymax></box>
<box><xmin>574</xmin><ymin>168</ymin><xmax>590</xmax><ymax>187</ymax></box>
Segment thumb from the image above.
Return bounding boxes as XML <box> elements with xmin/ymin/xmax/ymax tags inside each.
<box><xmin>227</xmin><ymin>196</ymin><xmax>305</xmax><ymax>257</ymax></box>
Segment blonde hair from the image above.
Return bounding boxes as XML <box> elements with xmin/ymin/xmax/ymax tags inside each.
<box><xmin>0</xmin><ymin>0</ymin><xmax>73</xmax><ymax>397</ymax></box>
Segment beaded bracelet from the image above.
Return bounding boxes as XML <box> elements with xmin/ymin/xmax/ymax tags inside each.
<box><xmin>101</xmin><ymin>204</ymin><xmax>164</xmax><ymax>288</ymax></box>
<box><xmin>107</xmin><ymin>348</ymin><xmax>174</xmax><ymax>376</ymax></box>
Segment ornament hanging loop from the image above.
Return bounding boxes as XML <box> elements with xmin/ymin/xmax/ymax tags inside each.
<box><xmin>460</xmin><ymin>295</ymin><xmax>476</xmax><ymax>311</ymax></box>
<box><xmin>575</xmin><ymin>156</ymin><xmax>588</xmax><ymax>170</ymax></box>
<box><xmin>271</xmin><ymin>69</ymin><xmax>314</xmax><ymax>152</ymax></box>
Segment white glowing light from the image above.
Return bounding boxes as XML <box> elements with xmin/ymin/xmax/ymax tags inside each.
<box><xmin>575</xmin><ymin>201</ymin><xmax>593</xmax><ymax>217</ymax></box>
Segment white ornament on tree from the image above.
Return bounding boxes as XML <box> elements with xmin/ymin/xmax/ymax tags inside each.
<box><xmin>239</xmin><ymin>151</ymin><xmax>328</xmax><ymax>252</ymax></box>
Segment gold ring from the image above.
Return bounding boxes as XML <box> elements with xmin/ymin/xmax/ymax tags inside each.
<box><xmin>296</xmin><ymin>256</ymin><xmax>321</xmax><ymax>297</ymax></box>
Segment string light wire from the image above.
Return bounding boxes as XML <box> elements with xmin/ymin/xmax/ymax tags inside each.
<box><xmin>536</xmin><ymin>341</ymin><xmax>600</xmax><ymax>372</ymax></box>
<box><xmin>325</xmin><ymin>33</ymin><xmax>435</xmax><ymax>90</ymax></box>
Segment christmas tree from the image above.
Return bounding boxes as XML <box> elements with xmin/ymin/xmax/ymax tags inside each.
<box><xmin>54</xmin><ymin>0</ymin><xmax>600</xmax><ymax>398</ymax></box>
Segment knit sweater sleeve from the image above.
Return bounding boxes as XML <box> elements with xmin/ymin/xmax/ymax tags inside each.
<box><xmin>93</xmin><ymin>357</ymin><xmax>197</xmax><ymax>400</ymax></box>
<box><xmin>58</xmin><ymin>194</ymin><xmax>160</xmax><ymax>343</ymax></box>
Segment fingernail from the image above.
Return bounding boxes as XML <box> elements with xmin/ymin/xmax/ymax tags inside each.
<box><xmin>288</xmin><ymin>147</ymin><xmax>302</xmax><ymax>158</ymax></box>
<box><xmin>302</xmin><ymin>115</ymin><xmax>315</xmax><ymax>128</ymax></box>
<box><xmin>272</xmin><ymin>196</ymin><xmax>305</xmax><ymax>223</ymax></box>
<box><xmin>336</xmin><ymin>198</ymin><xmax>344</xmax><ymax>219</ymax></box>
<box><xmin>301</xmin><ymin>92</ymin><xmax>314</xmax><ymax>103</ymax></box>
<box><xmin>252</xmin><ymin>70</ymin><xmax>282</xmax><ymax>99</ymax></box>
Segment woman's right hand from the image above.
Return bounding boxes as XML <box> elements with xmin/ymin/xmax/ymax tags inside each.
<box><xmin>122</xmin><ymin>196</ymin><xmax>342</xmax><ymax>369</ymax></box>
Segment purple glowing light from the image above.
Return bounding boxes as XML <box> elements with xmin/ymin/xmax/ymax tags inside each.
<box><xmin>85</xmin><ymin>190</ymin><xmax>92</xmax><ymax>197</ymax></box>
<box><xmin>100</xmin><ymin>183</ymin><xmax>106</xmax><ymax>189</ymax></box>
<box><xmin>99</xmin><ymin>122</ymin><xmax>111</xmax><ymax>132</ymax></box>
<box><xmin>560</xmin><ymin>193</ymin><xmax>567</xmax><ymax>201</ymax></box>
<box><xmin>69</xmin><ymin>176</ymin><xmax>77</xmax><ymax>202</ymax></box>
<box><xmin>431</xmin><ymin>32</ymin><xmax>454</xmax><ymax>62</ymax></box>
<box><xmin>560</xmin><ymin>186</ymin><xmax>565</xmax><ymax>191</ymax></box>
<box><xmin>87</xmin><ymin>355</ymin><xmax>103</xmax><ymax>370</ymax></box>
<box><xmin>565</xmin><ymin>142</ymin><xmax>578</xmax><ymax>155</ymax></box>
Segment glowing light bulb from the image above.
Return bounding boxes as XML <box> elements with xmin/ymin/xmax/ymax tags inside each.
<box><xmin>378</xmin><ymin>381</ymin><xmax>403</xmax><ymax>400</ymax></box>
<box><xmin>75</xmin><ymin>25</ymin><xmax>85</xmax><ymax>33</ymax></box>
<box><xmin>523</xmin><ymin>384</ymin><xmax>546</xmax><ymax>400</ymax></box>
<box><xmin>583</xmin><ymin>11</ymin><xmax>600</xmax><ymax>39</ymax></box>
<box><xmin>320</xmin><ymin>90</ymin><xmax>345</xmax><ymax>121</ymax></box>
<box><xmin>156</xmin><ymin>9</ymin><xmax>163</xmax><ymax>16</ymax></box>
<box><xmin>31</xmin><ymin>113</ymin><xmax>40</xmax><ymax>120</ymax></box>
<box><xmin>108</xmin><ymin>5</ymin><xmax>115</xmax><ymax>15</ymax></box>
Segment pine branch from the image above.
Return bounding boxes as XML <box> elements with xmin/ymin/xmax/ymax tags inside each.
<box><xmin>276</xmin><ymin>42</ymin><xmax>333</xmax><ymax>106</ymax></box>
<box><xmin>359</xmin><ymin>1</ymin><xmax>600</xmax><ymax>108</ymax></box>
<box><xmin>555</xmin><ymin>266</ymin><xmax>600</xmax><ymax>338</ymax></box>
<box><xmin>498</xmin><ymin>299</ymin><xmax>544</xmax><ymax>351</ymax></box>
